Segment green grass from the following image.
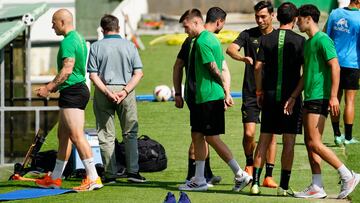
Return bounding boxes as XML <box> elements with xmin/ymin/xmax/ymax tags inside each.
<box><xmin>0</xmin><ymin>35</ymin><xmax>359</xmax><ymax>202</ymax></box>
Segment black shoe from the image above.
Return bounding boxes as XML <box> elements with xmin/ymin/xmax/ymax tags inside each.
<box><xmin>102</xmin><ymin>177</ymin><xmax>116</xmax><ymax>184</ymax></box>
<box><xmin>117</xmin><ymin>168</ymin><xmax>127</xmax><ymax>178</ymax></box>
<box><xmin>127</xmin><ymin>172</ymin><xmax>147</xmax><ymax>183</ymax></box>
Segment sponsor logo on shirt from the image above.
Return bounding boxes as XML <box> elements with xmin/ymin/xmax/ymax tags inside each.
<box><xmin>333</xmin><ymin>18</ymin><xmax>350</xmax><ymax>33</ymax></box>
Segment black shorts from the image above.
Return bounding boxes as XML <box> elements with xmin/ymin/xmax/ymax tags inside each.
<box><xmin>261</xmin><ymin>91</ymin><xmax>302</xmax><ymax>135</ymax></box>
<box><xmin>191</xmin><ymin>100</ymin><xmax>225</xmax><ymax>136</ymax></box>
<box><xmin>340</xmin><ymin>68</ymin><xmax>359</xmax><ymax>90</ymax></box>
<box><xmin>241</xmin><ymin>95</ymin><xmax>260</xmax><ymax>123</ymax></box>
<box><xmin>59</xmin><ymin>82</ymin><xmax>90</xmax><ymax>110</ymax></box>
<box><xmin>303</xmin><ymin>99</ymin><xmax>329</xmax><ymax>117</ymax></box>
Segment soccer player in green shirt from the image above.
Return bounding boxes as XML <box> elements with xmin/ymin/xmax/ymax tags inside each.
<box><xmin>35</xmin><ymin>9</ymin><xmax>103</xmax><ymax>191</ymax></box>
<box><xmin>294</xmin><ymin>4</ymin><xmax>359</xmax><ymax>199</ymax></box>
<box><xmin>177</xmin><ymin>9</ymin><xmax>251</xmax><ymax>192</ymax></box>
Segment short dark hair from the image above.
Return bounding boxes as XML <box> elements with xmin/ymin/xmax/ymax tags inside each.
<box><xmin>254</xmin><ymin>1</ymin><xmax>274</xmax><ymax>13</ymax></box>
<box><xmin>205</xmin><ymin>7</ymin><xmax>227</xmax><ymax>23</ymax></box>
<box><xmin>298</xmin><ymin>4</ymin><xmax>320</xmax><ymax>23</ymax></box>
<box><xmin>179</xmin><ymin>8</ymin><xmax>203</xmax><ymax>23</ymax></box>
<box><xmin>277</xmin><ymin>2</ymin><xmax>298</xmax><ymax>24</ymax></box>
<box><xmin>100</xmin><ymin>14</ymin><xmax>120</xmax><ymax>32</ymax></box>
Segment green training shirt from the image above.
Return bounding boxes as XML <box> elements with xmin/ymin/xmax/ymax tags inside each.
<box><xmin>57</xmin><ymin>30</ymin><xmax>87</xmax><ymax>91</ymax></box>
<box><xmin>303</xmin><ymin>31</ymin><xmax>337</xmax><ymax>101</ymax></box>
<box><xmin>194</xmin><ymin>30</ymin><xmax>225</xmax><ymax>104</ymax></box>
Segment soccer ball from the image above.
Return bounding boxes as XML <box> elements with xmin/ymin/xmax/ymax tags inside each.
<box><xmin>171</xmin><ymin>84</ymin><xmax>185</xmax><ymax>98</ymax></box>
<box><xmin>154</xmin><ymin>85</ymin><xmax>172</xmax><ymax>102</ymax></box>
<box><xmin>22</xmin><ymin>13</ymin><xmax>35</xmax><ymax>26</ymax></box>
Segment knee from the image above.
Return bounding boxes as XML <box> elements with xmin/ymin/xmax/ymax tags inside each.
<box><xmin>192</xmin><ymin>134</ymin><xmax>205</xmax><ymax>144</ymax></box>
<box><xmin>244</xmin><ymin>129</ymin><xmax>255</xmax><ymax>139</ymax></box>
<box><xmin>306</xmin><ymin>140</ymin><xmax>321</xmax><ymax>153</ymax></box>
<box><xmin>204</xmin><ymin>136</ymin><xmax>217</xmax><ymax>145</ymax></box>
<box><xmin>123</xmin><ymin>132</ymin><xmax>137</xmax><ymax>142</ymax></box>
<box><xmin>69</xmin><ymin>133</ymin><xmax>80</xmax><ymax>145</ymax></box>
<box><xmin>283</xmin><ymin>137</ymin><xmax>295</xmax><ymax>148</ymax></box>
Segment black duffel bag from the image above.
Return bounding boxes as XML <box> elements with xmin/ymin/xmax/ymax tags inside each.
<box><xmin>115</xmin><ymin>135</ymin><xmax>167</xmax><ymax>172</ymax></box>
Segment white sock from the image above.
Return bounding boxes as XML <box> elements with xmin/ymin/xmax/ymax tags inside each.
<box><xmin>227</xmin><ymin>159</ymin><xmax>243</xmax><ymax>177</ymax></box>
<box><xmin>337</xmin><ymin>164</ymin><xmax>352</xmax><ymax>180</ymax></box>
<box><xmin>194</xmin><ymin>160</ymin><xmax>205</xmax><ymax>181</ymax></box>
<box><xmin>51</xmin><ymin>159</ymin><xmax>67</xmax><ymax>180</ymax></box>
<box><xmin>312</xmin><ymin>174</ymin><xmax>323</xmax><ymax>188</ymax></box>
<box><xmin>82</xmin><ymin>158</ymin><xmax>98</xmax><ymax>181</ymax></box>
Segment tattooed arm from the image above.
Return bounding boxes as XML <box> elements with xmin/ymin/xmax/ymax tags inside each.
<box><xmin>36</xmin><ymin>57</ymin><xmax>75</xmax><ymax>97</ymax></box>
<box><xmin>206</xmin><ymin>61</ymin><xmax>225</xmax><ymax>89</ymax></box>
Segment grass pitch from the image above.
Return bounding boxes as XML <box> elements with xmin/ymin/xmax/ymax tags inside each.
<box><xmin>0</xmin><ymin>36</ymin><xmax>359</xmax><ymax>203</ymax></box>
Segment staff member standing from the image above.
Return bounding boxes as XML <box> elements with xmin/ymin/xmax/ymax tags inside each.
<box><xmin>87</xmin><ymin>14</ymin><xmax>146</xmax><ymax>183</ymax></box>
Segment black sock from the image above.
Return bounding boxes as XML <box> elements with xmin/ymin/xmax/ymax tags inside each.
<box><xmin>204</xmin><ymin>157</ymin><xmax>214</xmax><ymax>180</ymax></box>
<box><xmin>345</xmin><ymin>123</ymin><xmax>353</xmax><ymax>140</ymax></box>
<box><xmin>280</xmin><ymin>170</ymin><xmax>291</xmax><ymax>190</ymax></box>
<box><xmin>186</xmin><ymin>158</ymin><xmax>195</xmax><ymax>180</ymax></box>
<box><xmin>252</xmin><ymin>167</ymin><xmax>262</xmax><ymax>186</ymax></box>
<box><xmin>245</xmin><ymin>154</ymin><xmax>254</xmax><ymax>166</ymax></box>
<box><xmin>332</xmin><ymin>122</ymin><xmax>341</xmax><ymax>137</ymax></box>
<box><xmin>265</xmin><ymin>163</ymin><xmax>274</xmax><ymax>178</ymax></box>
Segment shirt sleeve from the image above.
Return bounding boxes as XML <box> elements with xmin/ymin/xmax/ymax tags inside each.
<box><xmin>232</xmin><ymin>31</ymin><xmax>248</xmax><ymax>48</ymax></box>
<box><xmin>60</xmin><ymin>40</ymin><xmax>76</xmax><ymax>59</ymax></box>
<box><xmin>87</xmin><ymin>44</ymin><xmax>98</xmax><ymax>73</ymax></box>
<box><xmin>131</xmin><ymin>43</ymin><xmax>143</xmax><ymax>70</ymax></box>
<box><xmin>320</xmin><ymin>35</ymin><xmax>337</xmax><ymax>61</ymax></box>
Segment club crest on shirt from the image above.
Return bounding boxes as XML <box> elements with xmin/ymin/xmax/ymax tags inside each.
<box><xmin>333</xmin><ymin>18</ymin><xmax>350</xmax><ymax>33</ymax></box>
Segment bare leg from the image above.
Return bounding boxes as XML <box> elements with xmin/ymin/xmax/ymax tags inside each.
<box><xmin>61</xmin><ymin>108</ymin><xmax>93</xmax><ymax>160</ymax></box>
<box><xmin>266</xmin><ymin>135</ymin><xmax>277</xmax><ymax>164</ymax></box>
<box><xmin>344</xmin><ymin>89</ymin><xmax>356</xmax><ymax>124</ymax></box>
<box><xmin>330</xmin><ymin>90</ymin><xmax>343</xmax><ymax>124</ymax></box>
<box><xmin>281</xmin><ymin>134</ymin><xmax>296</xmax><ymax>171</ymax></box>
<box><xmin>304</xmin><ymin>112</ymin><xmax>343</xmax><ymax>170</ymax></box>
<box><xmin>243</xmin><ymin>122</ymin><xmax>256</xmax><ymax>158</ymax></box>
<box><xmin>253</xmin><ymin>133</ymin><xmax>273</xmax><ymax>169</ymax></box>
<box><xmin>205</xmin><ymin>135</ymin><xmax>233</xmax><ymax>162</ymax></box>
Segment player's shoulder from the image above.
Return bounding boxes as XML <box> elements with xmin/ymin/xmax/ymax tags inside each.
<box><xmin>198</xmin><ymin>30</ymin><xmax>216</xmax><ymax>42</ymax></box>
<box><xmin>242</xmin><ymin>27</ymin><xmax>261</xmax><ymax>36</ymax></box>
<box><xmin>287</xmin><ymin>30</ymin><xmax>305</xmax><ymax>40</ymax></box>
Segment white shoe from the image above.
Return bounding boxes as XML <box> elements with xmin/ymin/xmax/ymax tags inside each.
<box><xmin>185</xmin><ymin>179</ymin><xmax>215</xmax><ymax>187</ymax></box>
<box><xmin>179</xmin><ymin>177</ymin><xmax>208</xmax><ymax>191</ymax></box>
<box><xmin>338</xmin><ymin>171</ymin><xmax>360</xmax><ymax>199</ymax></box>
<box><xmin>294</xmin><ymin>184</ymin><xmax>327</xmax><ymax>199</ymax></box>
<box><xmin>233</xmin><ymin>172</ymin><xmax>252</xmax><ymax>192</ymax></box>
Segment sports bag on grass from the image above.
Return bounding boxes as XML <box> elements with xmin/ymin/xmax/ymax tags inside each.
<box><xmin>115</xmin><ymin>135</ymin><xmax>167</xmax><ymax>172</ymax></box>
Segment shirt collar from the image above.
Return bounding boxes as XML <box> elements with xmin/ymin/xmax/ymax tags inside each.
<box><xmin>104</xmin><ymin>34</ymin><xmax>122</xmax><ymax>39</ymax></box>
